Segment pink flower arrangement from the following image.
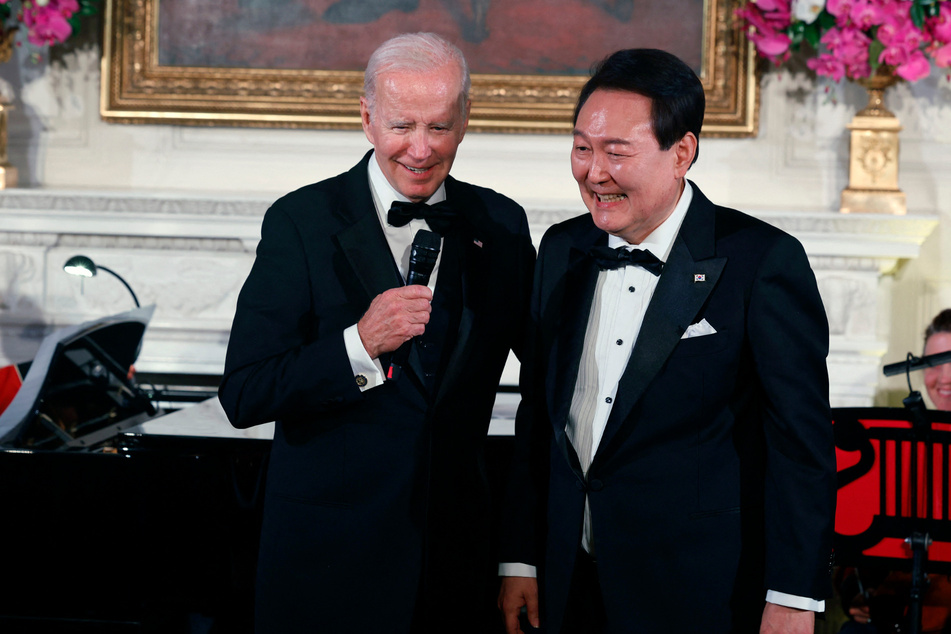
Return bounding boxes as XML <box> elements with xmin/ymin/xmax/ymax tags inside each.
<box><xmin>0</xmin><ymin>0</ymin><xmax>97</xmax><ymax>49</ymax></box>
<box><xmin>735</xmin><ymin>0</ymin><xmax>951</xmax><ymax>82</ymax></box>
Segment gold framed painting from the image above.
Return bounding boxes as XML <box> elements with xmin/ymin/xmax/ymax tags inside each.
<box><xmin>101</xmin><ymin>0</ymin><xmax>758</xmax><ymax>136</ymax></box>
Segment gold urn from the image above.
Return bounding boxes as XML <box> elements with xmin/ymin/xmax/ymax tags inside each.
<box><xmin>840</xmin><ymin>66</ymin><xmax>905</xmax><ymax>215</ymax></box>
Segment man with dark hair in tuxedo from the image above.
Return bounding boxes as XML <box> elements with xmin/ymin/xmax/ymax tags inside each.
<box><xmin>498</xmin><ymin>48</ymin><xmax>836</xmax><ymax>634</ymax></box>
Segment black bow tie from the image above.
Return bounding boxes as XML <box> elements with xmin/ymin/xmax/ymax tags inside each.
<box><xmin>588</xmin><ymin>245</ymin><xmax>664</xmax><ymax>276</ymax></box>
<box><xmin>387</xmin><ymin>200</ymin><xmax>456</xmax><ymax>235</ymax></box>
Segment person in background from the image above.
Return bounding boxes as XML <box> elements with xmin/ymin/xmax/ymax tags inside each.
<box><xmin>838</xmin><ymin>308</ymin><xmax>951</xmax><ymax>634</ymax></box>
<box><xmin>219</xmin><ymin>32</ymin><xmax>534</xmax><ymax>633</ymax></box>
<box><xmin>924</xmin><ymin>308</ymin><xmax>951</xmax><ymax>411</ymax></box>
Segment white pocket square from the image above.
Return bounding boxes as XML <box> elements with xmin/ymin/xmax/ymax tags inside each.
<box><xmin>682</xmin><ymin>318</ymin><xmax>717</xmax><ymax>339</ymax></box>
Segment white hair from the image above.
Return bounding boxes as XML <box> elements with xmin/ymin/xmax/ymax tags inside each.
<box><xmin>363</xmin><ymin>32</ymin><xmax>470</xmax><ymax>117</ymax></box>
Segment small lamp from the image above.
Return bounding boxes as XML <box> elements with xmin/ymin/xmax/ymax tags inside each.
<box><xmin>63</xmin><ymin>255</ymin><xmax>141</xmax><ymax>308</ymax></box>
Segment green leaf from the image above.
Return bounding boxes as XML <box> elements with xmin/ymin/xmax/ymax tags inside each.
<box><xmin>804</xmin><ymin>22</ymin><xmax>822</xmax><ymax>49</ymax></box>
<box><xmin>910</xmin><ymin>1</ymin><xmax>926</xmax><ymax>29</ymax></box>
<box><xmin>869</xmin><ymin>39</ymin><xmax>885</xmax><ymax>71</ymax></box>
<box><xmin>67</xmin><ymin>16</ymin><xmax>82</xmax><ymax>35</ymax></box>
<box><xmin>79</xmin><ymin>5</ymin><xmax>98</xmax><ymax>16</ymax></box>
<box><xmin>817</xmin><ymin>10</ymin><xmax>837</xmax><ymax>30</ymax></box>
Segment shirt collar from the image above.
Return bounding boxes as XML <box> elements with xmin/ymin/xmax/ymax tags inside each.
<box><xmin>607</xmin><ymin>180</ymin><xmax>693</xmax><ymax>263</ymax></box>
<box><xmin>367</xmin><ymin>150</ymin><xmax>448</xmax><ymax>223</ymax></box>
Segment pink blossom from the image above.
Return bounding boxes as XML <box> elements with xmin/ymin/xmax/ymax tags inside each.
<box><xmin>736</xmin><ymin>5</ymin><xmax>793</xmax><ymax>60</ymax></box>
<box><xmin>823</xmin><ymin>25</ymin><xmax>872</xmax><ymax>59</ymax></box>
<box><xmin>879</xmin><ymin>1</ymin><xmax>912</xmax><ymax>26</ymax></box>
<box><xmin>753</xmin><ymin>0</ymin><xmax>790</xmax><ymax>11</ymax></box>
<box><xmin>878</xmin><ymin>18</ymin><xmax>922</xmax><ymax>48</ymax></box>
<box><xmin>754</xmin><ymin>0</ymin><xmax>792</xmax><ymax>11</ymax></box>
<box><xmin>849</xmin><ymin>0</ymin><xmax>888</xmax><ymax>30</ymax></box>
<box><xmin>931</xmin><ymin>42</ymin><xmax>951</xmax><ymax>67</ymax></box>
<box><xmin>928</xmin><ymin>3</ymin><xmax>951</xmax><ymax>44</ymax></box>
<box><xmin>895</xmin><ymin>49</ymin><xmax>931</xmax><ymax>81</ymax></box>
<box><xmin>22</xmin><ymin>2</ymin><xmax>76</xmax><ymax>46</ymax></box>
<box><xmin>827</xmin><ymin>0</ymin><xmax>857</xmax><ymax>24</ymax></box>
<box><xmin>808</xmin><ymin>54</ymin><xmax>849</xmax><ymax>81</ymax></box>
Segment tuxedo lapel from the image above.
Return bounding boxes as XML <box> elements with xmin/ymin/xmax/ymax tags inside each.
<box><xmin>434</xmin><ymin>178</ymin><xmax>486</xmax><ymax>403</ymax></box>
<box><xmin>331</xmin><ymin>154</ymin><xmax>409</xmax><ymax>377</ymax></box>
<box><xmin>592</xmin><ymin>186</ymin><xmax>726</xmax><ymax>468</ymax></box>
<box><xmin>333</xmin><ymin>154</ymin><xmax>403</xmax><ymax>303</ymax></box>
<box><xmin>546</xmin><ymin>229</ymin><xmax>606</xmax><ymax>475</ymax></box>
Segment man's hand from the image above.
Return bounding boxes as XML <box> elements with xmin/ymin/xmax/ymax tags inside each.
<box><xmin>498</xmin><ymin>576</ymin><xmax>539</xmax><ymax>634</ymax></box>
<box><xmin>357</xmin><ymin>286</ymin><xmax>433</xmax><ymax>359</ymax></box>
<box><xmin>760</xmin><ymin>602</ymin><xmax>814</xmax><ymax>634</ymax></box>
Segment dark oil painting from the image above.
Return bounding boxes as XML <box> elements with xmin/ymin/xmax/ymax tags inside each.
<box><xmin>158</xmin><ymin>0</ymin><xmax>704</xmax><ymax>76</ymax></box>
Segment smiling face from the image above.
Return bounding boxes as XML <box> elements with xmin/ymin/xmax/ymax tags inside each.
<box><xmin>571</xmin><ymin>89</ymin><xmax>697</xmax><ymax>244</ymax></box>
<box><xmin>361</xmin><ymin>63</ymin><xmax>469</xmax><ymax>202</ymax></box>
<box><xmin>924</xmin><ymin>331</ymin><xmax>951</xmax><ymax>411</ymax></box>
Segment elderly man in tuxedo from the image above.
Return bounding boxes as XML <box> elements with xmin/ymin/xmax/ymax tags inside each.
<box><xmin>498</xmin><ymin>48</ymin><xmax>836</xmax><ymax>634</ymax></box>
<box><xmin>219</xmin><ymin>32</ymin><xmax>534</xmax><ymax>633</ymax></box>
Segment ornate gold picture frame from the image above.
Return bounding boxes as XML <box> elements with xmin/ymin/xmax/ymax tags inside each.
<box><xmin>101</xmin><ymin>0</ymin><xmax>758</xmax><ymax>137</ymax></box>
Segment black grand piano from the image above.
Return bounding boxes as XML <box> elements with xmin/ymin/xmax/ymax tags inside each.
<box><xmin>0</xmin><ymin>308</ymin><xmax>268</xmax><ymax>633</ymax></box>
<box><xmin>0</xmin><ymin>308</ymin><xmax>518</xmax><ymax>633</ymax></box>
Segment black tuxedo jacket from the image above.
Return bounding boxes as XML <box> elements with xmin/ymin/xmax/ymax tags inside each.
<box><xmin>220</xmin><ymin>152</ymin><xmax>534</xmax><ymax>633</ymax></box>
<box><xmin>501</xmin><ymin>183</ymin><xmax>835</xmax><ymax>633</ymax></box>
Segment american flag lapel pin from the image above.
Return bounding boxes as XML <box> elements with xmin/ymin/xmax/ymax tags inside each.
<box><xmin>694</xmin><ymin>274</ymin><xmax>705</xmax><ymax>282</ymax></box>
<box><xmin>473</xmin><ymin>238</ymin><xmax>483</xmax><ymax>248</ymax></box>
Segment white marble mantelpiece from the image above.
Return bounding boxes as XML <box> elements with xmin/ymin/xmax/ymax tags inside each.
<box><xmin>0</xmin><ymin>189</ymin><xmax>938</xmax><ymax>407</ymax></box>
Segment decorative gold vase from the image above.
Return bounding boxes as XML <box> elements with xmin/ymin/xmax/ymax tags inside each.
<box><xmin>840</xmin><ymin>66</ymin><xmax>905</xmax><ymax>214</ymax></box>
<box><xmin>0</xmin><ymin>27</ymin><xmax>17</xmax><ymax>189</ymax></box>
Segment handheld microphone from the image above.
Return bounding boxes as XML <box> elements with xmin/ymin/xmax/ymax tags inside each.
<box><xmin>388</xmin><ymin>229</ymin><xmax>441</xmax><ymax>381</ymax></box>
<box><xmin>406</xmin><ymin>229</ymin><xmax>441</xmax><ymax>286</ymax></box>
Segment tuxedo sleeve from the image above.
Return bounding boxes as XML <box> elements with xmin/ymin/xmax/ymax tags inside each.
<box><xmin>747</xmin><ymin>233</ymin><xmax>835</xmax><ymax>600</ymax></box>
<box><xmin>219</xmin><ymin>201</ymin><xmax>364</xmax><ymax>429</ymax></box>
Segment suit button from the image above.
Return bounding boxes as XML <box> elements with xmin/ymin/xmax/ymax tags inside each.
<box><xmin>589</xmin><ymin>479</ymin><xmax>603</xmax><ymax>491</ymax></box>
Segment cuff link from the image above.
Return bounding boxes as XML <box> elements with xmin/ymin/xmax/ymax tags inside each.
<box><xmin>355</xmin><ymin>374</ymin><xmax>368</xmax><ymax>388</ymax></box>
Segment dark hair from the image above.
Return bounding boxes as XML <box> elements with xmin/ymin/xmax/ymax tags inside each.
<box><xmin>573</xmin><ymin>48</ymin><xmax>704</xmax><ymax>166</ymax></box>
<box><xmin>925</xmin><ymin>309</ymin><xmax>951</xmax><ymax>348</ymax></box>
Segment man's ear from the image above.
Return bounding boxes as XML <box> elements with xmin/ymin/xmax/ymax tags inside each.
<box><xmin>359</xmin><ymin>96</ymin><xmax>374</xmax><ymax>144</ymax></box>
<box><xmin>459</xmin><ymin>98</ymin><xmax>471</xmax><ymax>139</ymax></box>
<box><xmin>673</xmin><ymin>132</ymin><xmax>698</xmax><ymax>177</ymax></box>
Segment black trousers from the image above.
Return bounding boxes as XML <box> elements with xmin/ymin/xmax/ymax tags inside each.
<box><xmin>561</xmin><ymin>548</ymin><xmax>607</xmax><ymax>634</ymax></box>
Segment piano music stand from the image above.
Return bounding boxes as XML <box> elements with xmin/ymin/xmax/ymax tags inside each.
<box><xmin>0</xmin><ymin>305</ymin><xmax>158</xmax><ymax>450</ymax></box>
<box><xmin>834</xmin><ymin>406</ymin><xmax>951</xmax><ymax>633</ymax></box>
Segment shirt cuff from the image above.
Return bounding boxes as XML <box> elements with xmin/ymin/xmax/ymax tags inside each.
<box><xmin>343</xmin><ymin>324</ymin><xmax>385</xmax><ymax>391</ymax></box>
<box><xmin>766</xmin><ymin>590</ymin><xmax>824</xmax><ymax>612</ymax></box>
<box><xmin>499</xmin><ymin>563</ymin><xmax>537</xmax><ymax>578</ymax></box>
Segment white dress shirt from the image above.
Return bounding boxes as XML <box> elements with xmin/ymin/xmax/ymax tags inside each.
<box><xmin>342</xmin><ymin>151</ymin><xmax>445</xmax><ymax>392</ymax></box>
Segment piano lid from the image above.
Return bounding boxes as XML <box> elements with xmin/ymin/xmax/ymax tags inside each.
<box><xmin>0</xmin><ymin>305</ymin><xmax>157</xmax><ymax>450</ymax></box>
